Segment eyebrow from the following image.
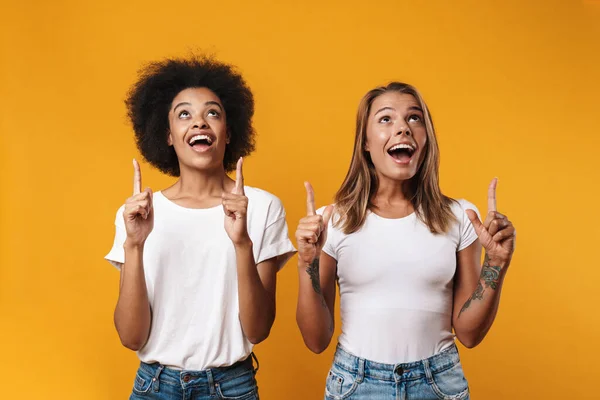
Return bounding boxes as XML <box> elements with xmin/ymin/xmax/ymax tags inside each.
<box><xmin>173</xmin><ymin>101</ymin><xmax>224</xmax><ymax>112</ymax></box>
<box><xmin>374</xmin><ymin>105</ymin><xmax>424</xmax><ymax>116</ymax></box>
<box><xmin>374</xmin><ymin>106</ymin><xmax>395</xmax><ymax>116</ymax></box>
<box><xmin>204</xmin><ymin>101</ymin><xmax>223</xmax><ymax>112</ymax></box>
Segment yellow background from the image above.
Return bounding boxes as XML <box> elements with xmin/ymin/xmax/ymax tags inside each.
<box><xmin>1</xmin><ymin>0</ymin><xmax>599</xmax><ymax>399</ymax></box>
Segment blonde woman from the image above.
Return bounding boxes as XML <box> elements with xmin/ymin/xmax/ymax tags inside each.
<box><xmin>295</xmin><ymin>82</ymin><xmax>516</xmax><ymax>399</ymax></box>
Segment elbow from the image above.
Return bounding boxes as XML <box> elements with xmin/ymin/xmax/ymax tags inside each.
<box><xmin>456</xmin><ymin>332</ymin><xmax>484</xmax><ymax>349</ymax></box>
<box><xmin>247</xmin><ymin>337</ymin><xmax>264</xmax><ymax>345</ymax></box>
<box><xmin>245</xmin><ymin>320</ymin><xmax>273</xmax><ymax>345</ymax></box>
<box><xmin>242</xmin><ymin>308</ymin><xmax>275</xmax><ymax>344</ymax></box>
<box><xmin>300</xmin><ymin>333</ymin><xmax>330</xmax><ymax>354</ymax></box>
<box><xmin>119</xmin><ymin>335</ymin><xmax>146</xmax><ymax>351</ymax></box>
<box><xmin>295</xmin><ymin>311</ymin><xmax>332</xmax><ymax>353</ymax></box>
<box><xmin>246</xmin><ymin>329</ymin><xmax>270</xmax><ymax>345</ymax></box>
<box><xmin>306</xmin><ymin>341</ymin><xmax>329</xmax><ymax>354</ymax></box>
<box><xmin>114</xmin><ymin>319</ymin><xmax>148</xmax><ymax>351</ymax></box>
<box><xmin>460</xmin><ymin>339</ymin><xmax>478</xmax><ymax>349</ymax></box>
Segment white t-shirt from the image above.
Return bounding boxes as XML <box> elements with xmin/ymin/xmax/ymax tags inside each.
<box><xmin>322</xmin><ymin>199</ymin><xmax>480</xmax><ymax>364</ymax></box>
<box><xmin>105</xmin><ymin>187</ymin><xmax>296</xmax><ymax>370</ymax></box>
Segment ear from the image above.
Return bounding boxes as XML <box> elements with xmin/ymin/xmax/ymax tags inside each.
<box><xmin>364</xmin><ymin>138</ymin><xmax>370</xmax><ymax>152</ymax></box>
<box><xmin>226</xmin><ymin>129</ymin><xmax>231</xmax><ymax>144</ymax></box>
<box><xmin>167</xmin><ymin>130</ymin><xmax>173</xmax><ymax>146</ymax></box>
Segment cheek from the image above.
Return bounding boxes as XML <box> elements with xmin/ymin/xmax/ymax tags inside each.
<box><xmin>373</xmin><ymin>128</ymin><xmax>389</xmax><ymax>142</ymax></box>
<box><xmin>415</xmin><ymin>128</ymin><xmax>427</xmax><ymax>148</ymax></box>
<box><xmin>168</xmin><ymin>120</ymin><xmax>186</xmax><ymax>143</ymax></box>
<box><xmin>366</xmin><ymin>127</ymin><xmax>388</xmax><ymax>151</ymax></box>
<box><xmin>215</xmin><ymin>120</ymin><xmax>228</xmax><ymax>137</ymax></box>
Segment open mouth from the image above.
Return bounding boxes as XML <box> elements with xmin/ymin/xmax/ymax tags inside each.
<box><xmin>188</xmin><ymin>134</ymin><xmax>214</xmax><ymax>152</ymax></box>
<box><xmin>387</xmin><ymin>143</ymin><xmax>416</xmax><ymax>164</ymax></box>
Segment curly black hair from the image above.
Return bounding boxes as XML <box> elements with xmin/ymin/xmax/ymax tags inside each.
<box><xmin>125</xmin><ymin>56</ymin><xmax>256</xmax><ymax>175</ymax></box>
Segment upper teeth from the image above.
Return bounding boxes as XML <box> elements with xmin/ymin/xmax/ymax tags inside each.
<box><xmin>189</xmin><ymin>134</ymin><xmax>212</xmax><ymax>145</ymax></box>
<box><xmin>389</xmin><ymin>143</ymin><xmax>414</xmax><ymax>151</ymax></box>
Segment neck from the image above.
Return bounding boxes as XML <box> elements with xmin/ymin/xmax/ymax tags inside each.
<box><xmin>172</xmin><ymin>163</ymin><xmax>232</xmax><ymax>198</ymax></box>
<box><xmin>372</xmin><ymin>174</ymin><xmax>413</xmax><ymax>209</ymax></box>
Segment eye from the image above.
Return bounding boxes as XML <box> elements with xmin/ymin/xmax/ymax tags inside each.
<box><xmin>207</xmin><ymin>109</ymin><xmax>220</xmax><ymax>118</ymax></box>
<box><xmin>408</xmin><ymin>114</ymin><xmax>422</xmax><ymax>123</ymax></box>
<box><xmin>178</xmin><ymin>110</ymin><xmax>190</xmax><ymax>118</ymax></box>
<box><xmin>379</xmin><ymin>116</ymin><xmax>392</xmax><ymax>123</ymax></box>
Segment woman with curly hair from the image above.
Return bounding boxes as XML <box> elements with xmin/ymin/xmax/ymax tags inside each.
<box><xmin>295</xmin><ymin>82</ymin><xmax>516</xmax><ymax>399</ymax></box>
<box><xmin>105</xmin><ymin>56</ymin><xmax>296</xmax><ymax>400</ymax></box>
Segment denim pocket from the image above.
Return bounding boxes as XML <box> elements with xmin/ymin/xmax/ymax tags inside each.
<box><xmin>132</xmin><ymin>369</ymin><xmax>153</xmax><ymax>395</ymax></box>
<box><xmin>324</xmin><ymin>364</ymin><xmax>359</xmax><ymax>400</ymax></box>
<box><xmin>429</xmin><ymin>362</ymin><xmax>469</xmax><ymax>400</ymax></box>
<box><xmin>215</xmin><ymin>370</ymin><xmax>257</xmax><ymax>400</ymax></box>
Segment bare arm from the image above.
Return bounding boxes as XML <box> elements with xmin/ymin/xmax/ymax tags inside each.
<box><xmin>223</xmin><ymin>158</ymin><xmax>279</xmax><ymax>344</ymax></box>
<box><xmin>236</xmin><ymin>244</ymin><xmax>278</xmax><ymax>344</ymax></box>
<box><xmin>452</xmin><ymin>241</ymin><xmax>508</xmax><ymax>347</ymax></box>
<box><xmin>114</xmin><ymin>242</ymin><xmax>151</xmax><ymax>350</ymax></box>
<box><xmin>452</xmin><ymin>178</ymin><xmax>516</xmax><ymax>348</ymax></box>
<box><xmin>113</xmin><ymin>159</ymin><xmax>153</xmax><ymax>351</ymax></box>
<box><xmin>295</xmin><ymin>182</ymin><xmax>336</xmax><ymax>353</ymax></box>
<box><xmin>296</xmin><ymin>251</ymin><xmax>337</xmax><ymax>353</ymax></box>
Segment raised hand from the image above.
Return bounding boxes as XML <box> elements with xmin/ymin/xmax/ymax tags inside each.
<box><xmin>123</xmin><ymin>159</ymin><xmax>154</xmax><ymax>246</ymax></box>
<box><xmin>223</xmin><ymin>157</ymin><xmax>251</xmax><ymax>246</ymax></box>
<box><xmin>465</xmin><ymin>178</ymin><xmax>516</xmax><ymax>268</ymax></box>
<box><xmin>295</xmin><ymin>182</ymin><xmax>334</xmax><ymax>264</ymax></box>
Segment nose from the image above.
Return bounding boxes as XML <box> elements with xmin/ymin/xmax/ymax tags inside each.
<box><xmin>192</xmin><ymin>116</ymin><xmax>209</xmax><ymax>130</ymax></box>
<box><xmin>395</xmin><ymin>123</ymin><xmax>412</xmax><ymax>137</ymax></box>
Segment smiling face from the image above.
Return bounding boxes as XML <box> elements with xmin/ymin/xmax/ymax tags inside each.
<box><xmin>167</xmin><ymin>87</ymin><xmax>228</xmax><ymax>172</ymax></box>
<box><xmin>364</xmin><ymin>91</ymin><xmax>428</xmax><ymax>183</ymax></box>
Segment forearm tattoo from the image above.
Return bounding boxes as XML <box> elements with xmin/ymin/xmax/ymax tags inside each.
<box><xmin>458</xmin><ymin>254</ymin><xmax>502</xmax><ymax>318</ymax></box>
<box><xmin>306</xmin><ymin>258</ymin><xmax>334</xmax><ymax>333</ymax></box>
<box><xmin>306</xmin><ymin>258</ymin><xmax>322</xmax><ymax>295</ymax></box>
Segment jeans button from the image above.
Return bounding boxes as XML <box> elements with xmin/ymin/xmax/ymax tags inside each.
<box><xmin>395</xmin><ymin>366</ymin><xmax>403</xmax><ymax>375</ymax></box>
<box><xmin>183</xmin><ymin>375</ymin><xmax>191</xmax><ymax>383</ymax></box>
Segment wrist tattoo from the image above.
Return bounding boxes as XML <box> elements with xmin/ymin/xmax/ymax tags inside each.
<box><xmin>458</xmin><ymin>254</ymin><xmax>502</xmax><ymax>318</ymax></box>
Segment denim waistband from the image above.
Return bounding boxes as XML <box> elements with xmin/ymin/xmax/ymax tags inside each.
<box><xmin>138</xmin><ymin>353</ymin><xmax>257</xmax><ymax>388</ymax></box>
<box><xmin>332</xmin><ymin>344</ymin><xmax>461</xmax><ymax>382</ymax></box>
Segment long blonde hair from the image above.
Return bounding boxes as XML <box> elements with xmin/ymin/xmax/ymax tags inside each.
<box><xmin>334</xmin><ymin>82</ymin><xmax>456</xmax><ymax>234</ymax></box>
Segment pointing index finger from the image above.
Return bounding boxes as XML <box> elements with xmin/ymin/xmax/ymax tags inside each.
<box><xmin>234</xmin><ymin>157</ymin><xmax>244</xmax><ymax>194</ymax></box>
<box><xmin>133</xmin><ymin>159</ymin><xmax>141</xmax><ymax>195</ymax></box>
<box><xmin>304</xmin><ymin>181</ymin><xmax>316</xmax><ymax>216</ymax></box>
<box><xmin>488</xmin><ymin>177</ymin><xmax>497</xmax><ymax>213</ymax></box>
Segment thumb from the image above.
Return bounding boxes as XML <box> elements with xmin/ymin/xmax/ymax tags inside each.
<box><xmin>145</xmin><ymin>188</ymin><xmax>154</xmax><ymax>215</ymax></box>
<box><xmin>319</xmin><ymin>205</ymin><xmax>335</xmax><ymax>246</ymax></box>
<box><xmin>465</xmin><ymin>209</ymin><xmax>485</xmax><ymax>236</ymax></box>
<box><xmin>322</xmin><ymin>204</ymin><xmax>335</xmax><ymax>227</ymax></box>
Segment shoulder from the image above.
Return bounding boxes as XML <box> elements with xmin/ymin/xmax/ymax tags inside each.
<box><xmin>450</xmin><ymin>198</ymin><xmax>479</xmax><ymax>217</ymax></box>
<box><xmin>316</xmin><ymin>205</ymin><xmax>343</xmax><ymax>233</ymax></box>
<box><xmin>112</xmin><ymin>203</ymin><xmax>126</xmax><ymax>226</ymax></box>
<box><xmin>245</xmin><ymin>186</ymin><xmax>284</xmax><ymax>208</ymax></box>
<box><xmin>244</xmin><ymin>186</ymin><xmax>288</xmax><ymax>222</ymax></box>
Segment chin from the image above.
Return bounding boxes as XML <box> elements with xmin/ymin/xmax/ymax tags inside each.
<box><xmin>182</xmin><ymin>157</ymin><xmax>222</xmax><ymax>172</ymax></box>
<box><xmin>380</xmin><ymin>168</ymin><xmax>418</xmax><ymax>182</ymax></box>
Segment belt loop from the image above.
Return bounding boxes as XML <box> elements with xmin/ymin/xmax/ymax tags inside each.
<box><xmin>152</xmin><ymin>364</ymin><xmax>164</xmax><ymax>392</ymax></box>
<box><xmin>356</xmin><ymin>358</ymin><xmax>365</xmax><ymax>383</ymax></box>
<box><xmin>423</xmin><ymin>359</ymin><xmax>434</xmax><ymax>384</ymax></box>
<box><xmin>251</xmin><ymin>352</ymin><xmax>260</xmax><ymax>374</ymax></box>
<box><xmin>207</xmin><ymin>369</ymin><xmax>216</xmax><ymax>396</ymax></box>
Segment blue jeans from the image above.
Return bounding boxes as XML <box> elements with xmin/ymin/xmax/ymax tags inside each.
<box><xmin>130</xmin><ymin>354</ymin><xmax>259</xmax><ymax>400</ymax></box>
<box><xmin>325</xmin><ymin>344</ymin><xmax>469</xmax><ymax>400</ymax></box>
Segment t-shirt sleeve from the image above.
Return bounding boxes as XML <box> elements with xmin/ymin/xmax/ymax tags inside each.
<box><xmin>105</xmin><ymin>205</ymin><xmax>126</xmax><ymax>270</ymax></box>
<box><xmin>255</xmin><ymin>195</ymin><xmax>297</xmax><ymax>270</ymax></box>
<box><xmin>457</xmin><ymin>199</ymin><xmax>481</xmax><ymax>252</ymax></box>
<box><xmin>318</xmin><ymin>206</ymin><xmax>338</xmax><ymax>261</ymax></box>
